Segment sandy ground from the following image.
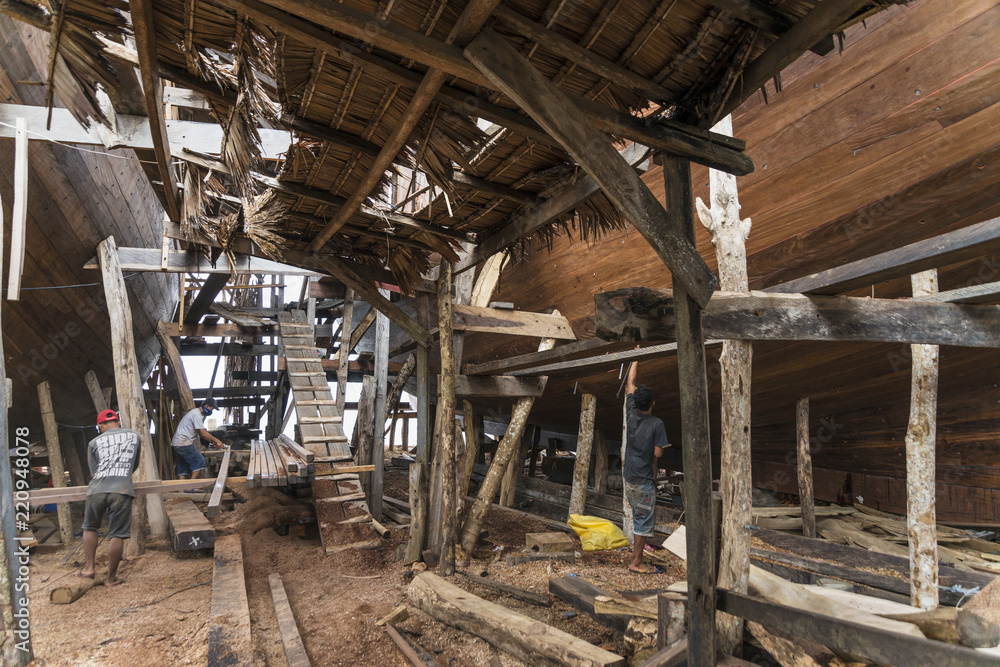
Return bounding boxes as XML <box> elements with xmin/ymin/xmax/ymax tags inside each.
<box><xmin>24</xmin><ymin>469</ymin><xmax>686</xmax><ymax>665</ymax></box>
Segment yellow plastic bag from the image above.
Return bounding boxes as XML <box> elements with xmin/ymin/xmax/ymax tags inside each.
<box><xmin>567</xmin><ymin>514</ymin><xmax>630</xmax><ymax>551</ymax></box>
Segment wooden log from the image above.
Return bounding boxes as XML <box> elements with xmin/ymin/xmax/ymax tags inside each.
<box><xmin>569</xmin><ymin>394</ymin><xmax>597</xmax><ymax>518</ymax></box>
<box><xmin>375</xmin><ymin>605</ymin><xmax>410</xmax><ymax>627</ymax></box>
<box><xmin>50</xmin><ymin>576</ymin><xmax>102</xmax><ymax>604</ymax></box>
<box><xmin>166</xmin><ymin>500</ymin><xmax>215</xmax><ymax>552</ymax></box>
<box><xmin>37</xmin><ymin>382</ymin><xmax>73</xmax><ymax>545</ymax></box>
<box><xmin>640</xmin><ymin>637</ymin><xmax>688</xmax><ymax>667</ymax></box>
<box><xmin>206</xmin><ymin>448</ymin><xmax>231</xmax><ymax>519</ymax></box>
<box><xmin>459</xmin><ymin>329</ymin><xmax>558</xmax><ymax>554</ymax></box>
<box><xmin>208</xmin><ymin>534</ymin><xmax>252</xmax><ymax>667</ymax></box>
<box><xmin>408</xmin><ymin>572</ymin><xmax>624</xmax><ymax>666</ymax></box>
<box><xmin>549</xmin><ymin>576</ymin><xmax>632</xmax><ymax>634</ymax></box>
<box><xmin>336</xmin><ymin>287</ymin><xmax>353</xmax><ymax>414</ymax></box>
<box><xmin>796</xmin><ymin>398</ymin><xmax>816</xmax><ymax>539</ymax></box>
<box><xmin>464</xmin><ymin>29</ymin><xmax>717</xmax><ymax>307</ymax></box>
<box><xmin>745</xmin><ymin>622</ymin><xmax>825</xmax><ymax>667</ymax></box>
<box><xmin>657</xmin><ymin>593</ymin><xmax>686</xmax><ymax>650</ymax></box>
<box><xmin>385</xmin><ymin>623</ymin><xmax>440</xmax><ymax>667</ymax></box>
<box><xmin>622</xmin><ymin>396</ymin><xmax>633</xmax><ymax>542</ymax></box>
<box><xmin>595</xmin><ymin>287</ymin><xmax>1000</xmax><ymax>348</ymax></box>
<box><xmin>155</xmin><ymin>323</ymin><xmax>195</xmax><ymax>412</ymax></box>
<box><xmin>450</xmin><ymin>305</ymin><xmax>576</xmax><ymax>339</ymax></box>
<box><xmin>98</xmin><ymin>236</ymin><xmax>166</xmax><ymax>555</ymax></box>
<box><xmin>881</xmin><ymin>607</ymin><xmax>960</xmax><ymax>645</ymax></box>
<box><xmin>456</xmin><ymin>571</ymin><xmax>551</xmax><ymax>607</ymax></box>
<box><xmin>460</xmin><ymin>401</ymin><xmax>479</xmax><ymax>499</ymax></box>
<box><xmin>438</xmin><ymin>262</ymin><xmax>457</xmax><ymax>575</ymax></box>
<box><xmin>268</xmin><ymin>573</ymin><xmax>311</xmax><ymax>667</ymax></box>
<box><xmin>352</xmin><ymin>376</ymin><xmax>376</xmax><ymax>490</ymax></box>
<box><xmin>662</xmin><ymin>155</ymin><xmax>716</xmax><ymax>667</ymax></box>
<box><xmin>453</xmin><ymin>375</ymin><xmax>546</xmax><ymax>398</ymax></box>
<box><xmin>6</xmin><ymin>117</ymin><xmax>27</xmax><ymax>301</ymax></box>
<box><xmin>84</xmin><ymin>370</ymin><xmax>109</xmax><ymax>412</ymax></box>
<box><xmin>695</xmin><ymin>118</ymin><xmax>753</xmax><ymax>654</ymax></box>
<box><xmin>957</xmin><ymin>574</ymin><xmax>1000</xmax><ymax>648</ymax></box>
<box><xmin>907</xmin><ymin>269</ymin><xmax>941</xmax><ymax>610</ymax></box>
<box><xmin>371</xmin><ymin>290</ymin><xmax>390</xmax><ymax>521</ymax></box>
<box><xmin>717</xmin><ymin>588</ymin><xmax>996</xmax><ymax>667</ymax></box>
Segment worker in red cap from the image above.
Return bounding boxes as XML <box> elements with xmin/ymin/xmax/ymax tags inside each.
<box><xmin>79</xmin><ymin>409</ymin><xmax>141</xmax><ymax>586</ymax></box>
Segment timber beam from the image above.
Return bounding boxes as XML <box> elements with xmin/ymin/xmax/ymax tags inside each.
<box><xmin>595</xmin><ymin>287</ymin><xmax>1000</xmax><ymax>348</ymax></box>
<box><xmin>465</xmin><ymin>29</ymin><xmax>718</xmax><ymax>307</ymax></box>
<box><xmin>83</xmin><ymin>247</ymin><xmax>323</xmax><ymax>276</ymax></box>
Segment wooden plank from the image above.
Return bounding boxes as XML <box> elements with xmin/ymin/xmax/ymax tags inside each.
<box><xmin>98</xmin><ymin>237</ymin><xmax>166</xmax><ymax>555</ymax></box>
<box><xmin>371</xmin><ymin>292</ymin><xmax>390</xmax><ymax>522</ymax></box>
<box><xmin>184</xmin><ymin>273</ymin><xmax>229</xmax><ymax>326</ymax></box>
<box><xmin>161</xmin><ymin>323</ymin><xmax>283</xmax><ymax>338</ymax></box>
<box><xmin>548</xmin><ymin>577</ymin><xmax>632</xmax><ymax>634</ymax></box>
<box><xmin>717</xmin><ymin>589</ymin><xmax>998</xmax><ymax>667</ymax></box>
<box><xmin>166</xmin><ymin>499</ymin><xmax>215</xmax><ymax>551</ymax></box>
<box><xmin>385</xmin><ymin>623</ymin><xmax>440</xmax><ymax>667</ymax></box>
<box><xmin>452</xmin><ymin>375</ymin><xmax>546</xmax><ymax>398</ymax></box>
<box><xmin>37</xmin><ymin>381</ymin><xmax>73</xmax><ymax>545</ymax></box>
<box><xmin>456</xmin><ymin>571</ymin><xmax>550</xmax><ymax>607</ymax></box>
<box><xmin>84</xmin><ymin>247</ymin><xmax>324</xmax><ymax>276</ymax></box>
<box><xmin>464</xmin><ymin>29</ymin><xmax>717</xmax><ymax>307</ymax></box>
<box><xmin>208</xmin><ymin>534</ymin><xmax>252</xmax><ymax>667</ymax></box>
<box><xmin>6</xmin><ymin>117</ymin><xmax>27</xmax><ymax>301</ymax></box>
<box><xmin>268</xmin><ymin>573</ymin><xmax>311</xmax><ymax>667</ymax></box>
<box><xmin>207</xmin><ymin>448</ymin><xmax>232</xmax><ymax>519</ymax></box>
<box><xmin>766</xmin><ymin>216</ymin><xmax>1000</xmax><ymax>296</ymax></box>
<box><xmin>796</xmin><ymin>398</ymin><xmax>816</xmax><ymax>538</ymax></box>
<box><xmin>155</xmin><ymin>322</ymin><xmax>195</xmax><ymax>412</ymax></box>
<box><xmin>450</xmin><ymin>305</ymin><xmax>576</xmax><ymax>339</ymax></box>
<box><xmin>336</xmin><ymin>288</ymin><xmax>354</xmax><ymax>413</ymax></box>
<box><xmin>595</xmin><ymin>288</ymin><xmax>1000</xmax><ymax>348</ymax></box>
<box><xmin>409</xmin><ymin>573</ymin><xmax>624</xmax><ymax>666</ymax></box>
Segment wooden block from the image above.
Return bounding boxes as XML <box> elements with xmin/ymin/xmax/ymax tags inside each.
<box><xmin>525</xmin><ymin>532</ymin><xmax>575</xmax><ymax>553</ymax></box>
<box><xmin>167</xmin><ymin>500</ymin><xmax>215</xmax><ymax>552</ymax></box>
<box><xmin>958</xmin><ymin>575</ymin><xmax>1000</xmax><ymax>647</ymax></box>
<box><xmin>209</xmin><ymin>535</ymin><xmax>252</xmax><ymax>666</ymax></box>
<box><xmin>505</xmin><ymin>552</ymin><xmax>575</xmax><ymax>566</ymax></box>
<box><xmin>549</xmin><ymin>576</ymin><xmax>632</xmax><ymax>634</ymax></box>
<box><xmin>50</xmin><ymin>577</ymin><xmax>101</xmax><ymax>604</ymax></box>
<box><xmin>375</xmin><ymin>605</ymin><xmax>409</xmax><ymax>627</ymax></box>
<box><xmin>269</xmin><ymin>573</ymin><xmax>311</xmax><ymax>667</ymax></box>
<box><xmin>207</xmin><ymin>448</ymin><xmax>232</xmax><ymax>519</ymax></box>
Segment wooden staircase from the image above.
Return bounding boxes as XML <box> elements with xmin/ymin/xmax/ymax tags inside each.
<box><xmin>277</xmin><ymin>311</ymin><xmax>380</xmax><ymax>553</ymax></box>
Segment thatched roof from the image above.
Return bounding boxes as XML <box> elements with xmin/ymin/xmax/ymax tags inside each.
<box><xmin>18</xmin><ymin>0</ymin><xmax>902</xmax><ymax>290</ymax></box>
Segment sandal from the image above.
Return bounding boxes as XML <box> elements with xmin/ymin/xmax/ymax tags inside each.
<box><xmin>628</xmin><ymin>563</ymin><xmax>666</xmax><ymax>574</ymax></box>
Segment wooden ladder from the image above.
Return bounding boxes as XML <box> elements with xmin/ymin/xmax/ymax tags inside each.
<box><xmin>277</xmin><ymin>311</ymin><xmax>380</xmax><ymax>553</ymax></box>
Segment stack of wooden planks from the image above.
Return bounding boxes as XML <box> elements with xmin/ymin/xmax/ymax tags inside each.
<box><xmin>246</xmin><ymin>436</ymin><xmax>316</xmax><ymax>488</ymax></box>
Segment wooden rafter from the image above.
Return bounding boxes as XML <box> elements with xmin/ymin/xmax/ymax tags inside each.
<box><xmin>129</xmin><ymin>0</ymin><xmax>181</xmax><ymax>221</ymax></box>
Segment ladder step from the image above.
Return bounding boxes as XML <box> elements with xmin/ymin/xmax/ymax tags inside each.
<box><xmin>337</xmin><ymin>515</ymin><xmax>373</xmax><ymax>525</ymax></box>
<box><xmin>301</xmin><ymin>434</ymin><xmax>349</xmax><ymax>443</ymax></box>
<box><xmin>317</xmin><ymin>492</ymin><xmax>366</xmax><ymax>503</ymax></box>
<box><xmin>284</xmin><ymin>344</ymin><xmax>320</xmax><ymax>350</ymax></box>
<box><xmin>281</xmin><ymin>323</ymin><xmax>311</xmax><ymax>329</ymax></box>
<box><xmin>296</xmin><ymin>399</ymin><xmax>337</xmax><ymax>406</ymax></box>
<box><xmin>298</xmin><ymin>416</ymin><xmax>343</xmax><ymax>424</ymax></box>
<box><xmin>289</xmin><ymin>371</ymin><xmax>328</xmax><ymax>378</ymax></box>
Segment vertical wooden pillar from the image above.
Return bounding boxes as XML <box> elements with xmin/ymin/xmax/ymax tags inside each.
<box><xmin>84</xmin><ymin>370</ymin><xmax>109</xmax><ymax>412</ymax></box>
<box><xmin>796</xmin><ymin>398</ymin><xmax>816</xmax><ymax>539</ymax></box>
<box><xmin>907</xmin><ymin>269</ymin><xmax>940</xmax><ymax>610</ymax></box>
<box><xmin>569</xmin><ymin>394</ymin><xmax>597</xmax><ymax>517</ymax></box>
<box><xmin>459</xmin><ymin>329</ymin><xmax>559</xmax><ymax>554</ymax></box>
<box><xmin>527</xmin><ymin>424</ymin><xmax>542</xmax><ymax>478</ymax></box>
<box><xmin>62</xmin><ymin>434</ymin><xmax>87</xmax><ymax>488</ymax></box>
<box><xmin>461</xmin><ymin>400</ymin><xmax>479</xmax><ymax>499</ymax></box>
<box><xmin>98</xmin><ymin>237</ymin><xmax>167</xmax><ymax>555</ymax></box>
<box><xmin>663</xmin><ymin>155</ymin><xmax>716</xmax><ymax>666</ymax></box>
<box><xmin>0</xmin><ymin>185</ymin><xmax>31</xmax><ymax>663</ymax></box>
<box><xmin>370</xmin><ymin>290</ymin><xmax>390</xmax><ymax>521</ymax></box>
<box><xmin>621</xmin><ymin>395</ymin><xmax>634</xmax><ymax>541</ymax></box>
<box><xmin>353</xmin><ymin>376</ymin><xmax>377</xmax><ymax>493</ymax></box>
<box><xmin>402</xmin><ymin>416</ymin><xmax>410</xmax><ymax>453</ymax></box>
<box><xmin>6</xmin><ymin>117</ymin><xmax>27</xmax><ymax>301</ymax></box>
<box><xmin>407</xmin><ymin>293</ymin><xmax>432</xmax><ymax>564</ymax></box>
<box><xmin>437</xmin><ymin>263</ymin><xmax>457</xmax><ymax>575</ymax></box>
<box><xmin>154</xmin><ymin>323</ymin><xmax>194</xmax><ymax>413</ymax></box>
<box><xmin>696</xmin><ymin>115</ymin><xmax>753</xmax><ymax>655</ymax></box>
<box><xmin>336</xmin><ymin>288</ymin><xmax>355</xmax><ymax>415</ymax></box>
<box><xmin>72</xmin><ymin>431</ymin><xmax>92</xmax><ymax>484</ymax></box>
<box><xmin>593</xmin><ymin>430</ymin><xmax>608</xmax><ymax>495</ymax></box>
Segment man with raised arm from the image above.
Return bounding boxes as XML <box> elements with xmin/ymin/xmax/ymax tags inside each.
<box><xmin>624</xmin><ymin>360</ymin><xmax>669</xmax><ymax>573</ymax></box>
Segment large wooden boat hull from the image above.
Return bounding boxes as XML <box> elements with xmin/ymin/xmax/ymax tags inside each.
<box><xmin>465</xmin><ymin>0</ymin><xmax>1000</xmax><ymax>523</ymax></box>
<box><xmin>0</xmin><ymin>17</ymin><xmax>177</xmax><ymax>434</ymax></box>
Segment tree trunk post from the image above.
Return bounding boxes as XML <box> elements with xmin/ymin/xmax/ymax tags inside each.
<box><xmin>621</xmin><ymin>396</ymin><xmax>633</xmax><ymax>542</ymax></box>
<box><xmin>438</xmin><ymin>262</ymin><xmax>457</xmax><ymax>576</ymax></box>
<box><xmin>593</xmin><ymin>430</ymin><xmax>608</xmax><ymax>495</ymax></box>
<box><xmin>370</xmin><ymin>289</ymin><xmax>390</xmax><ymax>521</ymax></box>
<box><xmin>461</xmin><ymin>400</ymin><xmax>479</xmax><ymax>499</ymax></box>
<box><xmin>569</xmin><ymin>394</ymin><xmax>597</xmax><ymax>517</ymax></box>
<box><xmin>907</xmin><ymin>269</ymin><xmax>940</xmax><ymax>610</ymax></box>
<box><xmin>796</xmin><ymin>398</ymin><xmax>816</xmax><ymax>539</ymax></box>
<box><xmin>459</xmin><ymin>327</ymin><xmax>559</xmax><ymax>554</ymax></box>
<box><xmin>37</xmin><ymin>382</ymin><xmax>74</xmax><ymax>546</ymax></box>
<box><xmin>336</xmin><ymin>288</ymin><xmax>354</xmax><ymax>415</ymax></box>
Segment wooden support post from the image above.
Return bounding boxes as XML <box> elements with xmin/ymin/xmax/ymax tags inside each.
<box><xmin>63</xmin><ymin>435</ymin><xmax>86</xmax><ymax>487</ymax></box>
<box><xmin>569</xmin><ymin>394</ymin><xmax>597</xmax><ymax>517</ymax></box>
<box><xmin>593</xmin><ymin>430</ymin><xmax>608</xmax><ymax>495</ymax></box>
<box><xmin>353</xmin><ymin>376</ymin><xmax>377</xmax><ymax>493</ymax></box>
<box><xmin>907</xmin><ymin>269</ymin><xmax>940</xmax><ymax>611</ymax></box>
<box><xmin>371</xmin><ymin>290</ymin><xmax>390</xmax><ymax>521</ymax></box>
<box><xmin>621</xmin><ymin>396</ymin><xmax>633</xmax><ymax>542</ymax></box>
<box><xmin>437</xmin><ymin>263</ymin><xmax>457</xmax><ymax>574</ymax></box>
<box><xmin>461</xmin><ymin>400</ymin><xmax>479</xmax><ymax>499</ymax></box>
<box><xmin>155</xmin><ymin>323</ymin><xmax>195</xmax><ymax>412</ymax></box>
<box><xmin>84</xmin><ymin>370</ymin><xmax>109</xmax><ymax>412</ymax></box>
<box><xmin>6</xmin><ymin>117</ymin><xmax>28</xmax><ymax>301</ymax></box>
<box><xmin>37</xmin><ymin>382</ymin><xmax>74</xmax><ymax>546</ymax></box>
<box><xmin>527</xmin><ymin>423</ymin><xmax>542</xmax><ymax>478</ymax></box>
<box><xmin>663</xmin><ymin>156</ymin><xmax>716</xmax><ymax>666</ymax></box>
<box><xmin>459</xmin><ymin>328</ymin><xmax>558</xmax><ymax>555</ymax></box>
<box><xmin>98</xmin><ymin>236</ymin><xmax>168</xmax><ymax>556</ymax></box>
<box><xmin>498</xmin><ymin>431</ymin><xmax>520</xmax><ymax>508</ymax></box>
<box><xmin>796</xmin><ymin>398</ymin><xmax>816</xmax><ymax>539</ymax></box>
<box><xmin>336</xmin><ymin>287</ymin><xmax>354</xmax><ymax>414</ymax></box>
<box><xmin>696</xmin><ymin>115</ymin><xmax>753</xmax><ymax>656</ymax></box>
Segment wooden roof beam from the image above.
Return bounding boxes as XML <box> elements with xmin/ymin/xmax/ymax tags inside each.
<box><xmin>466</xmin><ymin>29</ymin><xmax>717</xmax><ymax>307</ymax></box>
<box><xmin>129</xmin><ymin>0</ymin><xmax>181</xmax><ymax>221</ymax></box>
<box><xmin>706</xmin><ymin>0</ymin><xmax>834</xmax><ymax>56</ymax></box>
<box><xmin>446</xmin><ymin>168</ymin><xmax>540</xmax><ymax>207</ymax></box>
<box><xmin>715</xmin><ymin>0</ymin><xmax>872</xmax><ymax>122</ymax></box>
<box><xmin>492</xmin><ymin>7</ymin><xmax>675</xmax><ymax>103</ymax></box>
<box><xmin>305</xmin><ymin>0</ymin><xmax>504</xmax><ymax>252</ymax></box>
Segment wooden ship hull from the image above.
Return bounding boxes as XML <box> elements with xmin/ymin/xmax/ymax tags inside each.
<box><xmin>0</xmin><ymin>16</ymin><xmax>177</xmax><ymax>432</ymax></box>
<box><xmin>463</xmin><ymin>0</ymin><xmax>1000</xmax><ymax>523</ymax></box>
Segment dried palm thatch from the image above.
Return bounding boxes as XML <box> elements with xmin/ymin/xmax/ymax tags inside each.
<box><xmin>201</xmin><ymin>189</ymin><xmax>288</xmax><ymax>277</ymax></box>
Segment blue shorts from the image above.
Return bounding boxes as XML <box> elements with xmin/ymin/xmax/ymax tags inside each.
<box><xmin>624</xmin><ymin>480</ymin><xmax>657</xmax><ymax>537</ymax></box>
<box><xmin>174</xmin><ymin>445</ymin><xmax>206</xmax><ymax>477</ymax></box>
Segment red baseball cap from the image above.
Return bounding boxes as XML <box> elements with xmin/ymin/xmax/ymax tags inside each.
<box><xmin>97</xmin><ymin>409</ymin><xmax>120</xmax><ymax>425</ymax></box>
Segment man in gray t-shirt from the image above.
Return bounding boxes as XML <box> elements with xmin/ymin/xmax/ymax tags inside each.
<box><xmin>80</xmin><ymin>409</ymin><xmax>141</xmax><ymax>586</ymax></box>
<box><xmin>623</xmin><ymin>360</ymin><xmax>669</xmax><ymax>574</ymax></box>
<box><xmin>170</xmin><ymin>398</ymin><xmax>225</xmax><ymax>479</ymax></box>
